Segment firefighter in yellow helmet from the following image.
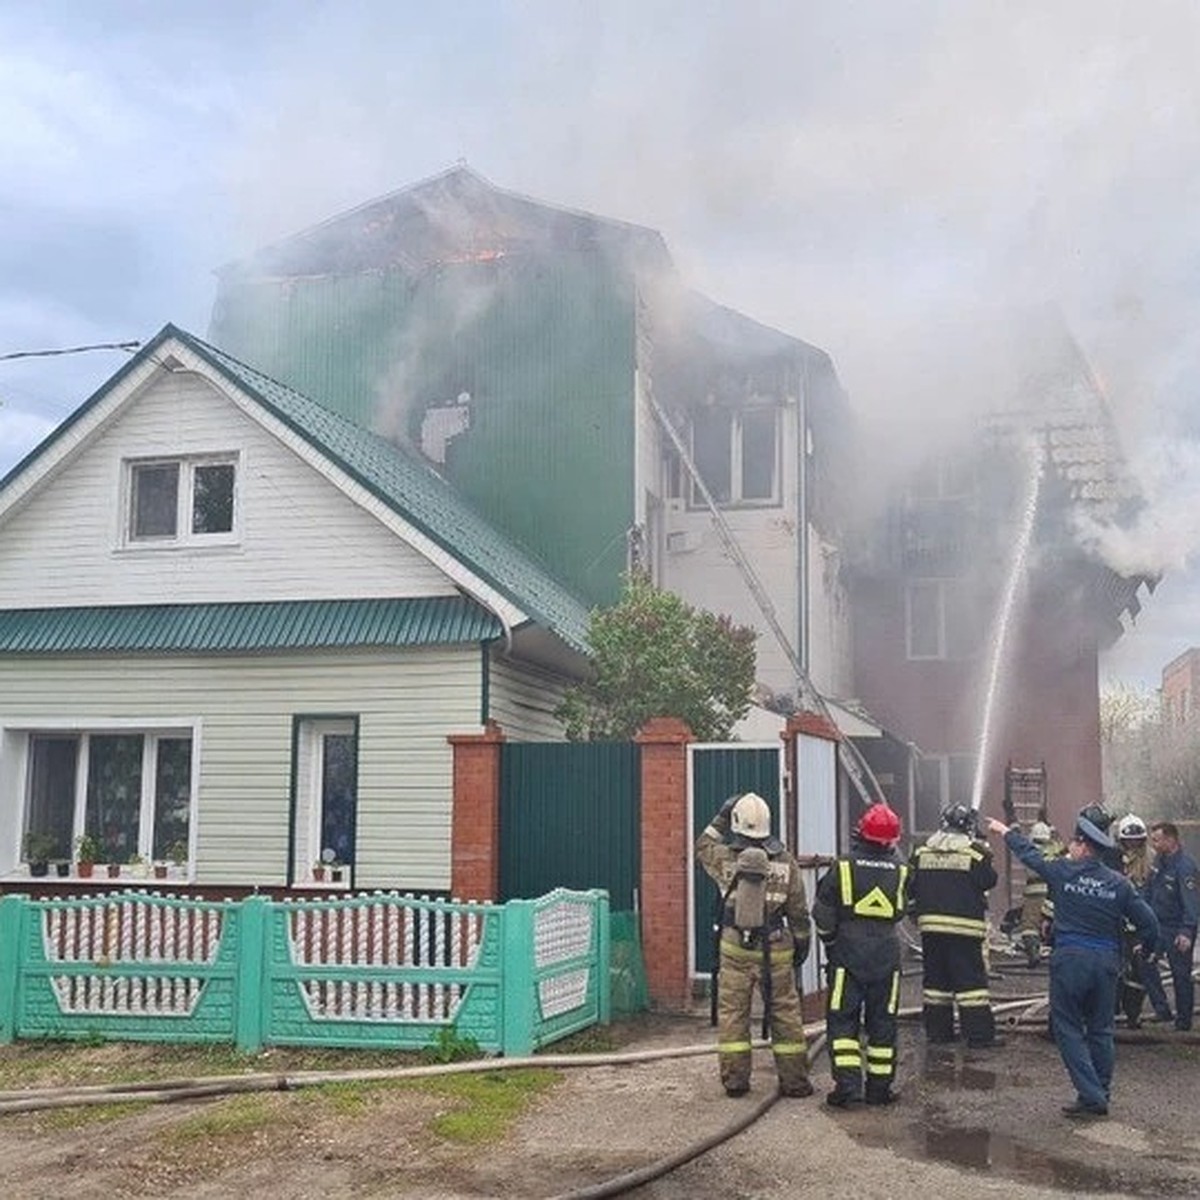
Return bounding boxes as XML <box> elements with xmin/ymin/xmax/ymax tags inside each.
<box><xmin>696</xmin><ymin>792</ymin><xmax>813</xmax><ymax>1097</ymax></box>
<box><xmin>814</xmin><ymin>802</ymin><xmax>909</xmax><ymax>1107</ymax></box>
<box><xmin>1016</xmin><ymin>821</ymin><xmax>1055</xmax><ymax>968</ymax></box>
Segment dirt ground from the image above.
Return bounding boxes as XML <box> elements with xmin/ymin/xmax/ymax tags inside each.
<box><xmin>2</xmin><ymin>955</ymin><xmax>1200</xmax><ymax>1199</ymax></box>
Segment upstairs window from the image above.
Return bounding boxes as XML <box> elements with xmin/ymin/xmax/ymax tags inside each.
<box><xmin>689</xmin><ymin>407</ymin><xmax>779</xmax><ymax>507</ymax></box>
<box><xmin>126</xmin><ymin>456</ymin><xmax>238</xmax><ymax>546</ymax></box>
<box><xmin>906</xmin><ymin>577</ymin><xmax>979</xmax><ymax>660</ymax></box>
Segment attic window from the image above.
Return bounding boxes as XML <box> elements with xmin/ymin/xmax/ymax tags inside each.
<box><xmin>125</xmin><ymin>456</ymin><xmax>238</xmax><ymax>547</ymax></box>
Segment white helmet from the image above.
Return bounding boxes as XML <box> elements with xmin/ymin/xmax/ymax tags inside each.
<box><xmin>1118</xmin><ymin>814</ymin><xmax>1148</xmax><ymax>842</ymax></box>
<box><xmin>1030</xmin><ymin>821</ymin><xmax>1053</xmax><ymax>844</ymax></box>
<box><xmin>731</xmin><ymin>792</ymin><xmax>772</xmax><ymax>840</ymax></box>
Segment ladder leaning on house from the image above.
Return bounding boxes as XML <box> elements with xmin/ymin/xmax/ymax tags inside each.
<box><xmin>1002</xmin><ymin>762</ymin><xmax>1048</xmax><ymax>914</ymax></box>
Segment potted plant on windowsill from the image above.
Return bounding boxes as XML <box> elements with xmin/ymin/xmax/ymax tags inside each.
<box><xmin>166</xmin><ymin>839</ymin><xmax>188</xmax><ymax>879</ymax></box>
<box><xmin>127</xmin><ymin>853</ymin><xmax>148</xmax><ymax>879</ymax></box>
<box><xmin>74</xmin><ymin>834</ymin><xmax>99</xmax><ymax>878</ymax></box>
<box><xmin>23</xmin><ymin>832</ymin><xmax>56</xmax><ymax>878</ymax></box>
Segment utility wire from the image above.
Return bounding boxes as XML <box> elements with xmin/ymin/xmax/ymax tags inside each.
<box><xmin>0</xmin><ymin>340</ymin><xmax>141</xmax><ymax>363</ymax></box>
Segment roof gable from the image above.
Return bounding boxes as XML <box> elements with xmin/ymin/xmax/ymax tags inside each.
<box><xmin>0</xmin><ymin>326</ymin><xmax>592</xmax><ymax>655</ymax></box>
<box><xmin>219</xmin><ymin>164</ymin><xmax>671</xmax><ymax>281</ymax></box>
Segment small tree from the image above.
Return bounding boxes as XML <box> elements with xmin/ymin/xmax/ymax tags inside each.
<box><xmin>556</xmin><ymin>573</ymin><xmax>757</xmax><ymax>742</ymax></box>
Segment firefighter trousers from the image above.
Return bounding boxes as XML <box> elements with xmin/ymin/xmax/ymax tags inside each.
<box><xmin>920</xmin><ymin>931</ymin><xmax>996</xmax><ymax>1045</ymax></box>
<box><xmin>826</xmin><ymin>964</ymin><xmax>900</xmax><ymax>1100</ymax></box>
<box><xmin>716</xmin><ymin>942</ymin><xmax>810</xmax><ymax>1095</ymax></box>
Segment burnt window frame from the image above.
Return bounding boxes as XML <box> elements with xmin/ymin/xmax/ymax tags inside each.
<box><xmin>686</xmin><ymin>405</ymin><xmax>781</xmax><ymax>509</ymax></box>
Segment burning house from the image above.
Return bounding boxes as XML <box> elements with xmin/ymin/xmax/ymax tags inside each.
<box><xmin>848</xmin><ymin>310</ymin><xmax>1156</xmax><ymax>855</ymax></box>
<box><xmin>209</xmin><ymin>164</ymin><xmax>858</xmax><ymax>704</ymax></box>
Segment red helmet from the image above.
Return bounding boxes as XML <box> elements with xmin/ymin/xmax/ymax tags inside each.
<box><xmin>857</xmin><ymin>803</ymin><xmax>901</xmax><ymax>847</ymax></box>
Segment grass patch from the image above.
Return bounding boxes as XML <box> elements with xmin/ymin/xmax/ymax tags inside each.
<box><xmin>160</xmin><ymin>1094</ymin><xmax>278</xmax><ymax>1144</ymax></box>
<box><xmin>40</xmin><ymin>1100</ymin><xmax>151</xmax><ymax>1130</ymax></box>
<box><xmin>410</xmin><ymin>1069</ymin><xmax>559</xmax><ymax>1144</ymax></box>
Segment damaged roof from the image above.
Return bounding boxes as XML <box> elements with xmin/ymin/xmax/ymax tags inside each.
<box><xmin>982</xmin><ymin>309</ymin><xmax>1138</xmax><ymax>519</ymax></box>
<box><xmin>218</xmin><ymin>163</ymin><xmax>672</xmax><ymax>280</ymax></box>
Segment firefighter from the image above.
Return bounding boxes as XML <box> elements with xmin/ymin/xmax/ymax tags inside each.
<box><xmin>987</xmin><ymin>812</ymin><xmax>1157</xmax><ymax>1118</ymax></box>
<box><xmin>695</xmin><ymin>792</ymin><xmax>813</xmax><ymax>1098</ymax></box>
<box><xmin>1116</xmin><ymin>814</ymin><xmax>1152</xmax><ymax>1028</ymax></box>
<box><xmin>1140</xmin><ymin>821</ymin><xmax>1199</xmax><ymax>1030</ymax></box>
<box><xmin>909</xmin><ymin>802</ymin><xmax>1003</xmax><ymax>1048</ymax></box>
<box><xmin>813</xmin><ymin>802</ymin><xmax>908</xmax><ymax>1107</ymax></box>
<box><xmin>1017</xmin><ymin>820</ymin><xmax>1055</xmax><ymax>967</ymax></box>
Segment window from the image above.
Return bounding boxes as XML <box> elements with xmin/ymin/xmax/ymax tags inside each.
<box><xmin>126</xmin><ymin>456</ymin><xmax>237</xmax><ymax>545</ymax></box>
<box><xmin>292</xmin><ymin>717</ymin><xmax>358</xmax><ymax>885</ymax></box>
<box><xmin>915</xmin><ymin>752</ymin><xmax>976</xmax><ymax>836</ymax></box>
<box><xmin>19</xmin><ymin>729</ymin><xmax>193</xmax><ymax>871</ymax></box>
<box><xmin>689</xmin><ymin>407</ymin><xmax>779</xmax><ymax>507</ymax></box>
<box><xmin>905</xmin><ymin>578</ymin><xmax>979</xmax><ymax>659</ymax></box>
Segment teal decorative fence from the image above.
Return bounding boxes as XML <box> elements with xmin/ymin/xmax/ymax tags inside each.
<box><xmin>0</xmin><ymin>887</ymin><xmax>610</xmax><ymax>1056</ymax></box>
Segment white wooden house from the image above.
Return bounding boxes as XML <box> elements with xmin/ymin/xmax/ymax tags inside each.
<box><xmin>0</xmin><ymin>326</ymin><xmax>589</xmax><ymax>892</ymax></box>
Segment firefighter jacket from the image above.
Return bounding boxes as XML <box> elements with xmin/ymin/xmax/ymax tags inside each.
<box><xmin>696</xmin><ymin>824</ymin><xmax>811</xmax><ymax>963</ymax></box>
<box><xmin>812</xmin><ymin>841</ymin><xmax>908</xmax><ymax>982</ymax></box>
<box><xmin>908</xmin><ymin>830</ymin><xmax>997</xmax><ymax>940</ymax></box>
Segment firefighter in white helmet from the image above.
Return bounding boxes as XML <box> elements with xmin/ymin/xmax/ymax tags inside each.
<box><xmin>696</xmin><ymin>792</ymin><xmax>813</xmax><ymax>1098</ymax></box>
<box><xmin>1117</xmin><ymin>814</ymin><xmax>1152</xmax><ymax>1027</ymax></box>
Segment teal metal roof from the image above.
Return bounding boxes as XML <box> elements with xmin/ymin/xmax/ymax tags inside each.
<box><xmin>0</xmin><ymin>596</ymin><xmax>503</xmax><ymax>654</ymax></box>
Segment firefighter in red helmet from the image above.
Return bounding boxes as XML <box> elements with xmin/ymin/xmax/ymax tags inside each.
<box><xmin>813</xmin><ymin>802</ymin><xmax>909</xmax><ymax>1107</ymax></box>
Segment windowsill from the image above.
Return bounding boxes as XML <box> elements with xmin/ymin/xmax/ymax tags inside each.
<box><xmin>295</xmin><ymin>877</ymin><xmax>351</xmax><ymax>890</ymax></box>
<box><xmin>6</xmin><ymin>868</ymin><xmax>193</xmax><ymax>884</ymax></box>
<box><xmin>113</xmin><ymin>540</ymin><xmax>241</xmax><ymax>555</ymax></box>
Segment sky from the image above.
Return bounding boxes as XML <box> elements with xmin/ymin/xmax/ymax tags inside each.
<box><xmin>2</xmin><ymin>0</ymin><xmax>1199</xmax><ymax>690</ymax></box>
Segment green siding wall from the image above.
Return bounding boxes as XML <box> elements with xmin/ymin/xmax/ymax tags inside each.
<box><xmin>211</xmin><ymin>252</ymin><xmax>637</xmax><ymax>606</ymax></box>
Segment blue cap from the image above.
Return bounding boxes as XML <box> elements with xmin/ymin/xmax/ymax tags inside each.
<box><xmin>1075</xmin><ymin>814</ymin><xmax>1115</xmax><ymax>850</ymax></box>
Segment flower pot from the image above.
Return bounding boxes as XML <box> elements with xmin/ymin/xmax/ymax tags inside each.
<box><xmin>77</xmin><ymin>862</ymin><xmax>94</xmax><ymax>878</ymax></box>
<box><xmin>106</xmin><ymin>863</ymin><xmax>121</xmax><ymax>879</ymax></box>
<box><xmin>312</xmin><ymin>866</ymin><xmax>327</xmax><ymax>882</ymax></box>
<box><xmin>29</xmin><ymin>861</ymin><xmax>49</xmax><ymax>878</ymax></box>
<box><xmin>54</xmin><ymin>861</ymin><xmax>70</xmax><ymax>878</ymax></box>
<box><xmin>153</xmin><ymin>864</ymin><xmax>169</xmax><ymax>880</ymax></box>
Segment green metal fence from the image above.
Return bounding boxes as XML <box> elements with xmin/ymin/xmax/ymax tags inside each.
<box><xmin>499</xmin><ymin>741</ymin><xmax>640</xmax><ymax>907</ymax></box>
<box><xmin>0</xmin><ymin>887</ymin><xmax>610</xmax><ymax>1057</ymax></box>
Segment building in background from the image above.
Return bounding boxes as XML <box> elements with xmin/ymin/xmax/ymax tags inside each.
<box><xmin>1162</xmin><ymin>647</ymin><xmax>1200</xmax><ymax>727</ymax></box>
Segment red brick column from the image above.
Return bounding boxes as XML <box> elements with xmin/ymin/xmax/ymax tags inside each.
<box><xmin>449</xmin><ymin>720</ymin><xmax>505</xmax><ymax>902</ymax></box>
<box><xmin>635</xmin><ymin>717</ymin><xmax>693</xmax><ymax>1010</ymax></box>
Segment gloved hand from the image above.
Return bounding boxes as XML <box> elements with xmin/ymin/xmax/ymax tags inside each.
<box><xmin>713</xmin><ymin>794</ymin><xmax>739</xmax><ymax>830</ymax></box>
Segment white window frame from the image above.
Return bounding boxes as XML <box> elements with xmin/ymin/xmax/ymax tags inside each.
<box><xmin>688</xmin><ymin>407</ymin><xmax>780</xmax><ymax>509</ymax></box>
<box><xmin>915</xmin><ymin>751</ymin><xmax>976</xmax><ymax>836</ymax></box>
<box><xmin>121</xmin><ymin>453</ymin><xmax>240</xmax><ymax>549</ymax></box>
<box><xmin>906</xmin><ymin>578</ymin><xmax>950</xmax><ymax>659</ymax></box>
<box><xmin>3</xmin><ymin>718</ymin><xmax>199</xmax><ymax>879</ymax></box>
<box><xmin>293</xmin><ymin>717</ymin><xmax>357</xmax><ymax>888</ymax></box>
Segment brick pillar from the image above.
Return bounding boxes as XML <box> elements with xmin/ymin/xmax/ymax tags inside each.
<box><xmin>635</xmin><ymin>716</ymin><xmax>693</xmax><ymax>1010</ymax></box>
<box><xmin>449</xmin><ymin>720</ymin><xmax>505</xmax><ymax>902</ymax></box>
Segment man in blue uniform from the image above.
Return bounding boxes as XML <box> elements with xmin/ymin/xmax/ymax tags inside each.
<box><xmin>986</xmin><ymin>811</ymin><xmax>1158</xmax><ymax>1119</ymax></box>
<box><xmin>1139</xmin><ymin>821</ymin><xmax>1199</xmax><ymax>1030</ymax></box>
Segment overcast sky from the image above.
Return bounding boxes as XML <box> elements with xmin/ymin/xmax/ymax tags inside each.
<box><xmin>2</xmin><ymin>1</ymin><xmax>1198</xmax><ymax>689</ymax></box>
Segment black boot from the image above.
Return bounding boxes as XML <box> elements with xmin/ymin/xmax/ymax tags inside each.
<box><xmin>825</xmin><ymin>1086</ymin><xmax>863</xmax><ymax>1108</ymax></box>
<box><xmin>865</xmin><ymin>1080</ymin><xmax>897</xmax><ymax>1106</ymax></box>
